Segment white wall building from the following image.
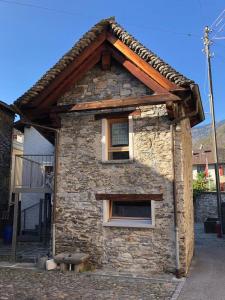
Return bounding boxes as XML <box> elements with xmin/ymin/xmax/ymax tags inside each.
<box><xmin>193</xmin><ymin>148</ymin><xmax>225</xmax><ymax>191</ymax></box>
<box><xmin>19</xmin><ymin>126</ymin><xmax>54</xmax><ymax>236</ymax></box>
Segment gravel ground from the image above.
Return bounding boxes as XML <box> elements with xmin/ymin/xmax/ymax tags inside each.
<box><xmin>0</xmin><ymin>268</ymin><xmax>179</xmax><ymax>300</ymax></box>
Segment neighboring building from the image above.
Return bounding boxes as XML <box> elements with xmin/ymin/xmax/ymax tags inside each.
<box><xmin>193</xmin><ymin>148</ymin><xmax>225</xmax><ymax>190</ymax></box>
<box><xmin>13</xmin><ymin>124</ymin><xmax>54</xmax><ymax>240</ymax></box>
<box><xmin>9</xmin><ymin>129</ymin><xmax>24</xmax><ymax>205</ymax></box>
<box><xmin>0</xmin><ymin>101</ymin><xmax>15</xmax><ymax>212</ymax></box>
<box><xmin>14</xmin><ymin>18</ymin><xmax>204</xmax><ymax>276</ymax></box>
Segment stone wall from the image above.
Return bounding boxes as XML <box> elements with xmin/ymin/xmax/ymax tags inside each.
<box><xmin>55</xmin><ymin>61</ymin><xmax>193</xmax><ymax>275</ymax></box>
<box><xmin>0</xmin><ymin>107</ymin><xmax>14</xmax><ymax>209</ymax></box>
<box><xmin>194</xmin><ymin>192</ymin><xmax>225</xmax><ymax>223</ymax></box>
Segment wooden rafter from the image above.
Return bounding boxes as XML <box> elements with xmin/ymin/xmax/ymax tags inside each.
<box><xmin>107</xmin><ymin>33</ymin><xmax>178</xmax><ymax>91</ymax></box>
<box><xmin>38</xmin><ymin>45</ymin><xmax>104</xmax><ymax>109</ymax></box>
<box><xmin>110</xmin><ymin>47</ymin><xmax>167</xmax><ymax>94</ymax></box>
<box><xmin>28</xmin><ymin>32</ymin><xmax>107</xmax><ymax>108</ymax></box>
<box><xmin>101</xmin><ymin>50</ymin><xmax>111</xmax><ymax>70</ymax></box>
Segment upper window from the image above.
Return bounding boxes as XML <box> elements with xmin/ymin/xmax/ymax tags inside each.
<box><xmin>102</xmin><ymin>116</ymin><xmax>134</xmax><ymax>162</ymax></box>
<box><xmin>108</xmin><ymin>118</ymin><xmax>129</xmax><ymax>160</ymax></box>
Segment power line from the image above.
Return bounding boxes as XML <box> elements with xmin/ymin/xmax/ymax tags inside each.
<box><xmin>127</xmin><ymin>23</ymin><xmax>200</xmax><ymax>39</ymax></box>
<box><xmin>210</xmin><ymin>9</ymin><xmax>225</xmax><ymax>29</ymax></box>
<box><xmin>0</xmin><ymin>0</ymin><xmax>200</xmax><ymax>40</ymax></box>
<box><xmin>210</xmin><ymin>8</ymin><xmax>225</xmax><ymax>40</ymax></box>
<box><xmin>0</xmin><ymin>0</ymin><xmax>81</xmax><ymax>16</ymax></box>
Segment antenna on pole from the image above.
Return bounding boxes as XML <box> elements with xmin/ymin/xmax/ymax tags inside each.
<box><xmin>203</xmin><ymin>26</ymin><xmax>223</xmax><ymax>236</ymax></box>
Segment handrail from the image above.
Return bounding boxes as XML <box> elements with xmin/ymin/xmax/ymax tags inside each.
<box><xmin>21</xmin><ymin>202</ymin><xmax>41</xmax><ymax>213</ymax></box>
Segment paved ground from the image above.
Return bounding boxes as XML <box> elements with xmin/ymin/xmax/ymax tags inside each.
<box><xmin>0</xmin><ymin>268</ymin><xmax>180</xmax><ymax>300</ymax></box>
<box><xmin>0</xmin><ymin>240</ymin><xmax>50</xmax><ymax>263</ymax></box>
<box><xmin>179</xmin><ymin>224</ymin><xmax>225</xmax><ymax>300</ymax></box>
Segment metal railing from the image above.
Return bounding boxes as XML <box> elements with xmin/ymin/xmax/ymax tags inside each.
<box><xmin>14</xmin><ymin>155</ymin><xmax>54</xmax><ymax>190</ymax></box>
<box><xmin>21</xmin><ymin>202</ymin><xmax>40</xmax><ymax>231</ymax></box>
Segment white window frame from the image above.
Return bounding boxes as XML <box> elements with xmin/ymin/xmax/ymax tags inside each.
<box><xmin>103</xmin><ymin>200</ymin><xmax>155</xmax><ymax>228</ymax></box>
<box><xmin>101</xmin><ymin>116</ymin><xmax>134</xmax><ymax>162</ymax></box>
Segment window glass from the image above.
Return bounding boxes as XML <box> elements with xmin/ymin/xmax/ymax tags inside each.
<box><xmin>197</xmin><ymin>165</ymin><xmax>205</xmax><ymax>173</ymax></box>
<box><xmin>111</xmin><ymin>201</ymin><xmax>151</xmax><ymax>218</ymax></box>
<box><xmin>111</xmin><ymin>122</ymin><xmax>129</xmax><ymax>147</ymax></box>
<box><xmin>110</xmin><ymin>151</ymin><xmax>129</xmax><ymax>160</ymax></box>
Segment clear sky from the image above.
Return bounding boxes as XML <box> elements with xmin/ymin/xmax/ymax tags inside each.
<box><xmin>0</xmin><ymin>0</ymin><xmax>224</xmax><ymax>125</ymax></box>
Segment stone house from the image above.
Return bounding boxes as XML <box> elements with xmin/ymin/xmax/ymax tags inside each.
<box><xmin>13</xmin><ymin>18</ymin><xmax>204</xmax><ymax>276</ymax></box>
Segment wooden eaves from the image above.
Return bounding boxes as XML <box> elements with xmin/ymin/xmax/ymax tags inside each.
<box><xmin>50</xmin><ymin>93</ymin><xmax>181</xmax><ymax>114</ymax></box>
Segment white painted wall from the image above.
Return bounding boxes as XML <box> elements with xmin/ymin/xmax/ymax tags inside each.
<box><xmin>23</xmin><ymin>126</ymin><xmax>54</xmax><ymax>155</ymax></box>
<box><xmin>21</xmin><ymin>127</ymin><xmax>54</xmax><ymax>230</ymax></box>
<box><xmin>193</xmin><ymin>165</ymin><xmax>215</xmax><ymax>181</ymax></box>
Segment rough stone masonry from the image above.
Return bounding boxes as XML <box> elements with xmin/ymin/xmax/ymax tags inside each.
<box><xmin>0</xmin><ymin>103</ymin><xmax>14</xmax><ymax>211</ymax></box>
<box><xmin>55</xmin><ymin>61</ymin><xmax>194</xmax><ymax>276</ymax></box>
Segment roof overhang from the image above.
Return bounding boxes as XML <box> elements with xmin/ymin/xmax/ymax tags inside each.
<box><xmin>13</xmin><ymin>17</ymin><xmax>204</xmax><ymax>137</ymax></box>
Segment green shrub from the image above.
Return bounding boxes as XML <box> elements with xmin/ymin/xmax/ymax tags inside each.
<box><xmin>193</xmin><ymin>172</ymin><xmax>209</xmax><ymax>199</ymax></box>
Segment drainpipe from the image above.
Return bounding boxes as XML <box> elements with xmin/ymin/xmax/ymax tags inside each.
<box><xmin>52</xmin><ymin>129</ymin><xmax>59</xmax><ymax>256</ymax></box>
<box><xmin>170</xmin><ymin>124</ymin><xmax>181</xmax><ymax>278</ymax></box>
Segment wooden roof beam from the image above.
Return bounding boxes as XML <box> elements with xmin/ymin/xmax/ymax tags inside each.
<box><xmin>26</xmin><ymin>32</ymin><xmax>107</xmax><ymax>108</ymax></box>
<box><xmin>51</xmin><ymin>93</ymin><xmax>181</xmax><ymax>114</ymax></box>
<box><xmin>107</xmin><ymin>33</ymin><xmax>178</xmax><ymax>91</ymax></box>
<box><xmin>109</xmin><ymin>47</ymin><xmax>168</xmax><ymax>94</ymax></box>
<box><xmin>38</xmin><ymin>45</ymin><xmax>104</xmax><ymax>110</ymax></box>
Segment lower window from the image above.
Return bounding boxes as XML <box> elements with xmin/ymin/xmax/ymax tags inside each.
<box><xmin>103</xmin><ymin>199</ymin><xmax>155</xmax><ymax>228</ymax></box>
<box><xmin>110</xmin><ymin>200</ymin><xmax>151</xmax><ymax>220</ymax></box>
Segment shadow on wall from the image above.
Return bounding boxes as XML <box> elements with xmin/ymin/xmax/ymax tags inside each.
<box><xmin>55</xmin><ymin>115</ymin><xmax>193</xmax><ymax>275</ymax></box>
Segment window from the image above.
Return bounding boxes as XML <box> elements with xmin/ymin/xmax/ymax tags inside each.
<box><xmin>110</xmin><ymin>200</ymin><xmax>151</xmax><ymax>219</ymax></box>
<box><xmin>102</xmin><ymin>199</ymin><xmax>155</xmax><ymax>228</ymax></box>
<box><xmin>108</xmin><ymin>118</ymin><xmax>129</xmax><ymax>160</ymax></box>
<box><xmin>102</xmin><ymin>116</ymin><xmax>133</xmax><ymax>161</ymax></box>
<box><xmin>197</xmin><ymin>165</ymin><xmax>205</xmax><ymax>173</ymax></box>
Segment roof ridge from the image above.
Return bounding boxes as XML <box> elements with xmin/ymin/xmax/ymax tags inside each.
<box><xmin>15</xmin><ymin>17</ymin><xmax>195</xmax><ymax>106</ymax></box>
<box><xmin>108</xmin><ymin>20</ymin><xmax>194</xmax><ymax>87</ymax></box>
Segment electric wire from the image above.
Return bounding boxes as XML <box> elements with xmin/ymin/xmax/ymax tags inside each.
<box><xmin>0</xmin><ymin>0</ymin><xmax>200</xmax><ymax>40</ymax></box>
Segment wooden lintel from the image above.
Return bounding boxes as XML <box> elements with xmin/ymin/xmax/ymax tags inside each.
<box><xmin>51</xmin><ymin>93</ymin><xmax>181</xmax><ymax>114</ymax></box>
<box><xmin>95</xmin><ymin>194</ymin><xmax>163</xmax><ymax>201</ymax></box>
<box><xmin>29</xmin><ymin>32</ymin><xmax>107</xmax><ymax>108</ymax></box>
<box><xmin>110</xmin><ymin>47</ymin><xmax>167</xmax><ymax>93</ymax></box>
<box><xmin>107</xmin><ymin>33</ymin><xmax>177</xmax><ymax>91</ymax></box>
<box><xmin>94</xmin><ymin>109</ymin><xmax>141</xmax><ymax>120</ymax></box>
<box><xmin>101</xmin><ymin>50</ymin><xmax>111</xmax><ymax>70</ymax></box>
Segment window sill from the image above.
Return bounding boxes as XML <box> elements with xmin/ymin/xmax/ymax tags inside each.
<box><xmin>100</xmin><ymin>159</ymin><xmax>134</xmax><ymax>164</ymax></box>
<box><xmin>103</xmin><ymin>219</ymin><xmax>154</xmax><ymax>228</ymax></box>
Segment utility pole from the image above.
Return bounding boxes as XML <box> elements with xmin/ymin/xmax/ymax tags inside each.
<box><xmin>203</xmin><ymin>26</ymin><xmax>223</xmax><ymax>236</ymax></box>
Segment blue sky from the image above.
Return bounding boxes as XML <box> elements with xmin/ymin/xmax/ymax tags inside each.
<box><xmin>0</xmin><ymin>0</ymin><xmax>225</xmax><ymax>125</ymax></box>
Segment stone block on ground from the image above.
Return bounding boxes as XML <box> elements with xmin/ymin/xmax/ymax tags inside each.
<box><xmin>54</xmin><ymin>252</ymin><xmax>89</xmax><ymax>272</ymax></box>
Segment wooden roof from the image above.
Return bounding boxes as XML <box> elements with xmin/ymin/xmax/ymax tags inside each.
<box><xmin>13</xmin><ymin>17</ymin><xmax>204</xmax><ymax>140</ymax></box>
<box><xmin>15</xmin><ymin>17</ymin><xmax>198</xmax><ymax>107</ymax></box>
<box><xmin>0</xmin><ymin>100</ymin><xmax>15</xmax><ymax>116</ymax></box>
